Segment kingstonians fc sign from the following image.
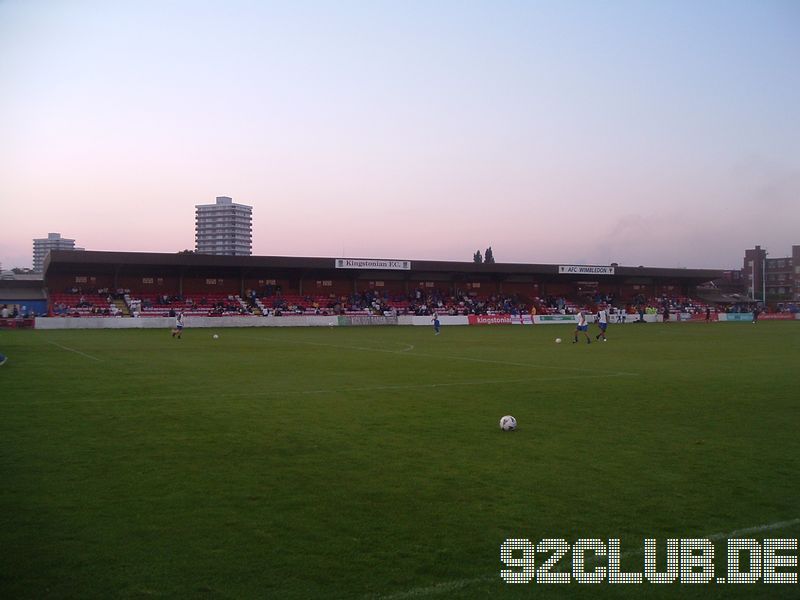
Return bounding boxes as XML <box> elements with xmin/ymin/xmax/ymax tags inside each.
<box><xmin>336</xmin><ymin>258</ymin><xmax>411</xmax><ymax>270</ymax></box>
<box><xmin>559</xmin><ymin>265</ymin><xmax>615</xmax><ymax>275</ymax></box>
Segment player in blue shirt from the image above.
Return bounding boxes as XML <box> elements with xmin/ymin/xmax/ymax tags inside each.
<box><xmin>432</xmin><ymin>312</ymin><xmax>441</xmax><ymax>335</ymax></box>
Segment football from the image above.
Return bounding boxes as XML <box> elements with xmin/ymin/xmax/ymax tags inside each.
<box><xmin>555</xmin><ymin>337</ymin><xmax>562</xmax><ymax>344</ymax></box>
<box><xmin>499</xmin><ymin>415</ymin><xmax>517</xmax><ymax>431</ymax></box>
<box><xmin>213</xmin><ymin>334</ymin><xmax>219</xmax><ymax>339</ymax></box>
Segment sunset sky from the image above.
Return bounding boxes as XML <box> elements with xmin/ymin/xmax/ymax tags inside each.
<box><xmin>1</xmin><ymin>0</ymin><xmax>798</xmax><ymax>270</ymax></box>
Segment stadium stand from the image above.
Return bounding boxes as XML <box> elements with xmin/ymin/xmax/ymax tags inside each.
<box><xmin>48</xmin><ymin>285</ymin><xmax>734</xmax><ymax>321</ymax></box>
<box><xmin>49</xmin><ymin>292</ymin><xmax>119</xmax><ymax>317</ymax></box>
<box><xmin>126</xmin><ymin>293</ymin><xmax>253</xmax><ymax>317</ymax></box>
<box><xmin>42</xmin><ymin>250</ymin><xmax>732</xmax><ymax>320</ymax></box>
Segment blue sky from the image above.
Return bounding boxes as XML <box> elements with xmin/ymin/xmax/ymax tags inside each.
<box><xmin>1</xmin><ymin>0</ymin><xmax>798</xmax><ymax>269</ymax></box>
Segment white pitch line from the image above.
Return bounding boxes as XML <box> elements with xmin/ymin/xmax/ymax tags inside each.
<box><xmin>708</xmin><ymin>518</ymin><xmax>800</xmax><ymax>540</ymax></box>
<box><xmin>418</xmin><ymin>352</ymin><xmax>637</xmax><ymax>376</ymax></box>
<box><xmin>370</xmin><ymin>577</ymin><xmax>488</xmax><ymax>599</ymax></box>
<box><xmin>255</xmin><ymin>337</ymin><xmax>638</xmax><ymax>376</ymax></box>
<box><xmin>47</xmin><ymin>341</ymin><xmax>103</xmax><ymax>362</ymax></box>
<box><xmin>369</xmin><ymin>517</ymin><xmax>800</xmax><ymax>599</ymax></box>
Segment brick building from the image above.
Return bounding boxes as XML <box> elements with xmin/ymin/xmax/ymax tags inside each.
<box><xmin>742</xmin><ymin>245</ymin><xmax>800</xmax><ymax>302</ymax></box>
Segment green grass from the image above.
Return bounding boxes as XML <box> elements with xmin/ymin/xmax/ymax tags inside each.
<box><xmin>1</xmin><ymin>322</ymin><xmax>799</xmax><ymax>598</ymax></box>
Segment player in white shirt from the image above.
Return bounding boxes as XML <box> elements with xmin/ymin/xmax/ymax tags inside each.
<box><xmin>171</xmin><ymin>312</ymin><xmax>184</xmax><ymax>339</ymax></box>
<box><xmin>595</xmin><ymin>306</ymin><xmax>609</xmax><ymax>341</ymax></box>
<box><xmin>573</xmin><ymin>310</ymin><xmax>591</xmax><ymax>344</ymax></box>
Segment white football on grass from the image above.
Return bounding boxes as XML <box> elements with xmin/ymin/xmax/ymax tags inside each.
<box><xmin>500</xmin><ymin>415</ymin><xmax>517</xmax><ymax>431</ymax></box>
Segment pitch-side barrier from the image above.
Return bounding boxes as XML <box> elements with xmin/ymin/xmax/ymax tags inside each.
<box><xmin>33</xmin><ymin>313</ymin><xmax>798</xmax><ymax>329</ymax></box>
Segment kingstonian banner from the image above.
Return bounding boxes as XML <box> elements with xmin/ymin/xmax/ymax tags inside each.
<box><xmin>468</xmin><ymin>314</ymin><xmax>532</xmax><ymax>325</ymax></box>
<box><xmin>335</xmin><ymin>258</ymin><xmax>411</xmax><ymax>270</ymax></box>
<box><xmin>558</xmin><ymin>265</ymin><xmax>615</xmax><ymax>275</ymax></box>
<box><xmin>468</xmin><ymin>314</ymin><xmax>512</xmax><ymax>325</ymax></box>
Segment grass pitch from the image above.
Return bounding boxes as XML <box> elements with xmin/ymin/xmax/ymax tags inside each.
<box><xmin>1</xmin><ymin>321</ymin><xmax>799</xmax><ymax>598</ymax></box>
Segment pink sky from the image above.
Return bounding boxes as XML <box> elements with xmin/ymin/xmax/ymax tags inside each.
<box><xmin>2</xmin><ymin>1</ymin><xmax>799</xmax><ymax>270</ymax></box>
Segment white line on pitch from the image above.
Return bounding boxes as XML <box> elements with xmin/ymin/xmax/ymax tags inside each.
<box><xmin>47</xmin><ymin>341</ymin><xmax>103</xmax><ymax>362</ymax></box>
<box><xmin>255</xmin><ymin>337</ymin><xmax>638</xmax><ymax>376</ymax></box>
<box><xmin>368</xmin><ymin>517</ymin><xmax>800</xmax><ymax>599</ymax></box>
<box><xmin>708</xmin><ymin>518</ymin><xmax>800</xmax><ymax>540</ymax></box>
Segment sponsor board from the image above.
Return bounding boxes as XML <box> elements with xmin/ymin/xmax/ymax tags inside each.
<box><xmin>468</xmin><ymin>314</ymin><xmax>514</xmax><ymax>325</ymax></box>
<box><xmin>510</xmin><ymin>315</ymin><xmax>534</xmax><ymax>325</ymax></box>
<box><xmin>719</xmin><ymin>313</ymin><xmax>754</xmax><ymax>322</ymax></box>
<box><xmin>534</xmin><ymin>315</ymin><xmax>578</xmax><ymax>325</ymax></box>
<box><xmin>340</xmin><ymin>315</ymin><xmax>399</xmax><ymax>326</ymax></box>
<box><xmin>335</xmin><ymin>258</ymin><xmax>411</xmax><ymax>270</ymax></box>
<box><xmin>690</xmin><ymin>313</ymin><xmax>713</xmax><ymax>321</ymax></box>
<box><xmin>719</xmin><ymin>312</ymin><xmax>795</xmax><ymax>322</ymax></box>
<box><xmin>401</xmin><ymin>315</ymin><xmax>470</xmax><ymax>326</ymax></box>
<box><xmin>558</xmin><ymin>265</ymin><xmax>615</xmax><ymax>275</ymax></box>
<box><xmin>537</xmin><ymin>315</ymin><xmax>577</xmax><ymax>321</ymax></box>
<box><xmin>757</xmin><ymin>313</ymin><xmax>796</xmax><ymax>320</ymax></box>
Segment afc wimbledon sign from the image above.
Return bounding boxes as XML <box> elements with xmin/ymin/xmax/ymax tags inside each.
<box><xmin>336</xmin><ymin>258</ymin><xmax>411</xmax><ymax>270</ymax></box>
<box><xmin>558</xmin><ymin>265</ymin><xmax>615</xmax><ymax>275</ymax></box>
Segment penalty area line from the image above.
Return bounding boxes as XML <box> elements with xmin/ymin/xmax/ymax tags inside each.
<box><xmin>708</xmin><ymin>517</ymin><xmax>800</xmax><ymax>540</ymax></box>
<box><xmin>47</xmin><ymin>341</ymin><xmax>103</xmax><ymax>362</ymax></box>
<box><xmin>367</xmin><ymin>576</ymin><xmax>491</xmax><ymax>600</ymax></box>
<box><xmin>251</xmin><ymin>336</ymin><xmax>639</xmax><ymax>377</ymax></box>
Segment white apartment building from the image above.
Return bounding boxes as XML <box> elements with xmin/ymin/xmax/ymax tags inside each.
<box><xmin>32</xmin><ymin>232</ymin><xmax>82</xmax><ymax>272</ymax></box>
<box><xmin>195</xmin><ymin>196</ymin><xmax>253</xmax><ymax>256</ymax></box>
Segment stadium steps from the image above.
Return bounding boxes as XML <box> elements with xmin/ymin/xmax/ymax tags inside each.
<box><xmin>113</xmin><ymin>299</ymin><xmax>130</xmax><ymax>316</ymax></box>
